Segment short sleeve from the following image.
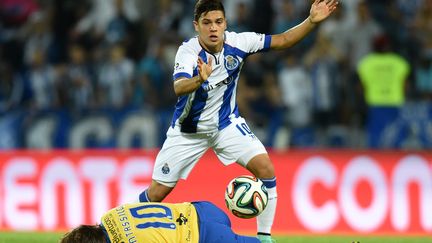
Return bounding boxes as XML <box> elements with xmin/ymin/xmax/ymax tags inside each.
<box><xmin>173</xmin><ymin>45</ymin><xmax>196</xmax><ymax>81</ymax></box>
<box><xmin>234</xmin><ymin>32</ymin><xmax>272</xmax><ymax>54</ymax></box>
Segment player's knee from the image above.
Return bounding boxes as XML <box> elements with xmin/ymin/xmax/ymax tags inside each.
<box><xmin>256</xmin><ymin>165</ymin><xmax>275</xmax><ymax>178</ymax></box>
<box><xmin>246</xmin><ymin>159</ymin><xmax>275</xmax><ymax>178</ymax></box>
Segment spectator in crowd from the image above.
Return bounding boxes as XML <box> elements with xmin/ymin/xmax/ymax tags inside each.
<box><xmin>105</xmin><ymin>0</ymin><xmax>136</xmax><ymax>45</ymax></box>
<box><xmin>318</xmin><ymin>3</ymin><xmax>357</xmax><ymax>127</ymax></box>
<box><xmin>222</xmin><ymin>0</ymin><xmax>252</xmax><ymax>24</ymax></box>
<box><xmin>228</xmin><ymin>2</ymin><xmax>251</xmax><ymax>33</ymax></box>
<box><xmin>134</xmin><ymin>40</ymin><xmax>174</xmax><ymax>110</ymax></box>
<box><xmin>318</xmin><ymin>3</ymin><xmax>351</xmax><ymax>59</ymax></box>
<box><xmin>22</xmin><ymin>11</ymin><xmax>55</xmax><ymax>66</ymax></box>
<box><xmin>357</xmin><ymin>35</ymin><xmax>410</xmax><ymax>148</ymax></box>
<box><xmin>72</xmin><ymin>0</ymin><xmax>140</xmax><ymax>40</ymax></box>
<box><xmin>347</xmin><ymin>0</ymin><xmax>382</xmax><ymax>71</ymax></box>
<box><xmin>277</xmin><ymin>50</ymin><xmax>313</xmax><ymax>147</ymax></box>
<box><xmin>396</xmin><ymin>0</ymin><xmax>424</xmax><ymax>23</ymax></box>
<box><xmin>272</xmin><ymin>0</ymin><xmax>303</xmax><ymax>34</ymax></box>
<box><xmin>22</xmin><ymin>48</ymin><xmax>59</xmax><ymax>111</ymax></box>
<box><xmin>304</xmin><ymin>32</ymin><xmax>344</xmax><ymax>146</ymax></box>
<box><xmin>96</xmin><ymin>44</ymin><xmax>134</xmax><ymax>108</ymax></box>
<box><xmin>59</xmin><ymin>43</ymin><xmax>94</xmax><ymax>111</ymax></box>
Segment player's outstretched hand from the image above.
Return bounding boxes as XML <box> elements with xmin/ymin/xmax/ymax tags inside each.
<box><xmin>309</xmin><ymin>0</ymin><xmax>338</xmax><ymax>24</ymax></box>
<box><xmin>197</xmin><ymin>56</ymin><xmax>213</xmax><ymax>82</ymax></box>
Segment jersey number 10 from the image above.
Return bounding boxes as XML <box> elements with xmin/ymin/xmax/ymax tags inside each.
<box><xmin>130</xmin><ymin>205</ymin><xmax>176</xmax><ymax>230</ymax></box>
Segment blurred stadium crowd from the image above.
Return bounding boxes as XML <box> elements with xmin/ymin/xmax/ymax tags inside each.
<box><xmin>0</xmin><ymin>0</ymin><xmax>431</xmax><ymax>149</ymax></box>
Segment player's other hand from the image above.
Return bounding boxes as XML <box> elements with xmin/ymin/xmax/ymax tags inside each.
<box><xmin>309</xmin><ymin>0</ymin><xmax>338</xmax><ymax>24</ymax></box>
<box><xmin>197</xmin><ymin>56</ymin><xmax>213</xmax><ymax>82</ymax></box>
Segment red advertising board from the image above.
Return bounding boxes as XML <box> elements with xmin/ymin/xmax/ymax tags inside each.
<box><xmin>0</xmin><ymin>149</ymin><xmax>431</xmax><ymax>235</ymax></box>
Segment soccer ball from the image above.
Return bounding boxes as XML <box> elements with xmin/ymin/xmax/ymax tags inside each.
<box><xmin>224</xmin><ymin>175</ymin><xmax>268</xmax><ymax>219</ymax></box>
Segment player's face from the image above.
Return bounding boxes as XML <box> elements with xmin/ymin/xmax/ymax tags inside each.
<box><xmin>194</xmin><ymin>10</ymin><xmax>226</xmax><ymax>53</ymax></box>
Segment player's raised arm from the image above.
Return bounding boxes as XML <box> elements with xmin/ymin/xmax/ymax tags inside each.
<box><xmin>173</xmin><ymin>56</ymin><xmax>213</xmax><ymax>96</ymax></box>
<box><xmin>270</xmin><ymin>0</ymin><xmax>338</xmax><ymax>50</ymax></box>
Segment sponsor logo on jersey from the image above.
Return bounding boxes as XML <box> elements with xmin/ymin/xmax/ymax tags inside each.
<box><xmin>175</xmin><ymin>62</ymin><xmax>185</xmax><ymax>71</ymax></box>
<box><xmin>175</xmin><ymin>213</ymin><xmax>188</xmax><ymax>225</ymax></box>
<box><xmin>203</xmin><ymin>76</ymin><xmax>234</xmax><ymax>92</ymax></box>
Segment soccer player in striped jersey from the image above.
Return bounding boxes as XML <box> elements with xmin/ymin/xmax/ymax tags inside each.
<box><xmin>60</xmin><ymin>201</ymin><xmax>260</xmax><ymax>243</ymax></box>
<box><xmin>140</xmin><ymin>0</ymin><xmax>337</xmax><ymax>242</ymax></box>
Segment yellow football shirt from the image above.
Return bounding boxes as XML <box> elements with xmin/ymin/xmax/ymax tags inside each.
<box><xmin>101</xmin><ymin>202</ymin><xmax>199</xmax><ymax>243</ymax></box>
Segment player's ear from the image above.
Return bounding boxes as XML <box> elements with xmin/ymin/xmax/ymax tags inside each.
<box><xmin>193</xmin><ymin>20</ymin><xmax>199</xmax><ymax>32</ymax></box>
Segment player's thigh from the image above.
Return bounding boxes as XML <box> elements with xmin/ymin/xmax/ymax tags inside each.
<box><xmin>212</xmin><ymin>117</ymin><xmax>267</xmax><ymax>167</ymax></box>
<box><xmin>193</xmin><ymin>201</ymin><xmax>231</xmax><ymax>226</ymax></box>
<box><xmin>153</xmin><ymin>128</ymin><xmax>209</xmax><ymax>183</ymax></box>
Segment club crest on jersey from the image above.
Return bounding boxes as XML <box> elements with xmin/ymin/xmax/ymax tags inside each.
<box><xmin>162</xmin><ymin>163</ymin><xmax>170</xmax><ymax>174</ymax></box>
<box><xmin>224</xmin><ymin>55</ymin><xmax>239</xmax><ymax>71</ymax></box>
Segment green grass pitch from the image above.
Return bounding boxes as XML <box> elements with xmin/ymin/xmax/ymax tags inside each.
<box><xmin>0</xmin><ymin>232</ymin><xmax>431</xmax><ymax>243</ymax></box>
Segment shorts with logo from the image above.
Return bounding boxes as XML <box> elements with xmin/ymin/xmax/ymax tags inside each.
<box><xmin>152</xmin><ymin>117</ymin><xmax>268</xmax><ymax>186</ymax></box>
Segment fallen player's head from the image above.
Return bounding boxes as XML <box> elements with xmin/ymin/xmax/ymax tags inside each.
<box><xmin>59</xmin><ymin>225</ymin><xmax>106</xmax><ymax>243</ymax></box>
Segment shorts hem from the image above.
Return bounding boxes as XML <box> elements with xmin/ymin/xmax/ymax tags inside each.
<box><xmin>237</xmin><ymin>147</ymin><xmax>268</xmax><ymax>166</ymax></box>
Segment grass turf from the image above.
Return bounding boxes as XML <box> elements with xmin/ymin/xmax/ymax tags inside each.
<box><xmin>0</xmin><ymin>232</ymin><xmax>430</xmax><ymax>243</ymax></box>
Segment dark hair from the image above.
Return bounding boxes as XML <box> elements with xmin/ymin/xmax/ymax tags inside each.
<box><xmin>59</xmin><ymin>225</ymin><xmax>106</xmax><ymax>243</ymax></box>
<box><xmin>373</xmin><ymin>34</ymin><xmax>392</xmax><ymax>52</ymax></box>
<box><xmin>194</xmin><ymin>0</ymin><xmax>225</xmax><ymax>21</ymax></box>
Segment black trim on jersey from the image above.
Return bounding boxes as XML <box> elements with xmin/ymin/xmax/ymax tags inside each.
<box><xmin>99</xmin><ymin>224</ymin><xmax>112</xmax><ymax>243</ymax></box>
<box><xmin>197</xmin><ymin>32</ymin><xmax>226</xmax><ymax>65</ymax></box>
<box><xmin>210</xmin><ymin>52</ymin><xmax>222</xmax><ymax>65</ymax></box>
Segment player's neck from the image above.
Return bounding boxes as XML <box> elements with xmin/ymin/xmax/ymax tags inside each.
<box><xmin>198</xmin><ymin>37</ymin><xmax>223</xmax><ymax>54</ymax></box>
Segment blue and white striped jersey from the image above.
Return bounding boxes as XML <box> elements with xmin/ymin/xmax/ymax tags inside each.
<box><xmin>171</xmin><ymin>31</ymin><xmax>272</xmax><ymax>133</ymax></box>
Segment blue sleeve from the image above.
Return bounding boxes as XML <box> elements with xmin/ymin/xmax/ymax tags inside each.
<box><xmin>263</xmin><ymin>35</ymin><xmax>272</xmax><ymax>51</ymax></box>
